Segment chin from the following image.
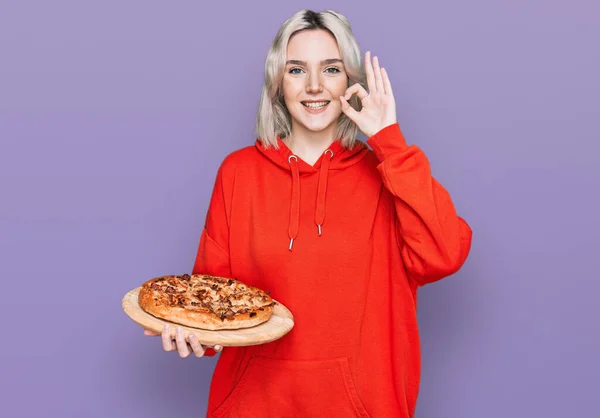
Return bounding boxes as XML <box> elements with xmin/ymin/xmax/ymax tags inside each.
<box><xmin>293</xmin><ymin>110</ymin><xmax>342</xmax><ymax>134</ymax></box>
<box><xmin>300</xmin><ymin>120</ymin><xmax>335</xmax><ymax>133</ymax></box>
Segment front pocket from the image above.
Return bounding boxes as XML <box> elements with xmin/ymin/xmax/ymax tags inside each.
<box><xmin>211</xmin><ymin>356</ymin><xmax>370</xmax><ymax>418</ymax></box>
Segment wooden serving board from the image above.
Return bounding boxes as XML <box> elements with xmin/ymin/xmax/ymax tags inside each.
<box><xmin>121</xmin><ymin>287</ymin><xmax>295</xmax><ymax>347</ymax></box>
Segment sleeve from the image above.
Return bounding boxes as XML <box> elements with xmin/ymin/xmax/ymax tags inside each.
<box><xmin>190</xmin><ymin>161</ymin><xmax>233</xmax><ymax>356</ymax></box>
<box><xmin>192</xmin><ymin>162</ymin><xmax>232</xmax><ymax>278</ymax></box>
<box><xmin>366</xmin><ymin>123</ymin><xmax>473</xmax><ymax>286</ymax></box>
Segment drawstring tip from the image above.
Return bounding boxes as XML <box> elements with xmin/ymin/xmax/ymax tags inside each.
<box><xmin>289</xmin><ymin>238</ymin><xmax>294</xmax><ymax>251</ymax></box>
<box><xmin>317</xmin><ymin>224</ymin><xmax>322</xmax><ymax>236</ymax></box>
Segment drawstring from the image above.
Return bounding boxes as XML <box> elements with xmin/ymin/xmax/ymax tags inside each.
<box><xmin>315</xmin><ymin>149</ymin><xmax>334</xmax><ymax>236</ymax></box>
<box><xmin>287</xmin><ymin>149</ymin><xmax>334</xmax><ymax>251</ymax></box>
<box><xmin>288</xmin><ymin>155</ymin><xmax>300</xmax><ymax>251</ymax></box>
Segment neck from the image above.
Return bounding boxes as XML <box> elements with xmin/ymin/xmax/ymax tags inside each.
<box><xmin>284</xmin><ymin>122</ymin><xmax>338</xmax><ymax>166</ymax></box>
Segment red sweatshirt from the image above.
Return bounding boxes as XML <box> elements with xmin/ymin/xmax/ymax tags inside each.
<box><xmin>192</xmin><ymin>123</ymin><xmax>472</xmax><ymax>417</ymax></box>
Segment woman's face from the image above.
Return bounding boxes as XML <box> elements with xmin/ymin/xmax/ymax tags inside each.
<box><xmin>282</xmin><ymin>29</ymin><xmax>348</xmax><ymax>137</ymax></box>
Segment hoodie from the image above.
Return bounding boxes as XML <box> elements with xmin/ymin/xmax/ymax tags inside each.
<box><xmin>192</xmin><ymin>123</ymin><xmax>473</xmax><ymax>417</ymax></box>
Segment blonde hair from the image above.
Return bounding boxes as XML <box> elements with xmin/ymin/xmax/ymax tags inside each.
<box><xmin>256</xmin><ymin>9</ymin><xmax>365</xmax><ymax>149</ymax></box>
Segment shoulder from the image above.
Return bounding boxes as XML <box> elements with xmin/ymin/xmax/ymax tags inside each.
<box><xmin>216</xmin><ymin>144</ymin><xmax>261</xmax><ymax>176</ymax></box>
<box><xmin>347</xmin><ymin>140</ymin><xmax>387</xmax><ymax>186</ymax></box>
<box><xmin>352</xmin><ymin>140</ymin><xmax>382</xmax><ymax>170</ymax></box>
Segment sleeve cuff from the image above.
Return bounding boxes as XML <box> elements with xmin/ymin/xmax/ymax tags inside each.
<box><xmin>366</xmin><ymin>123</ymin><xmax>408</xmax><ymax>160</ymax></box>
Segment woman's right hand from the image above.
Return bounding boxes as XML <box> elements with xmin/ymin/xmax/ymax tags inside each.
<box><xmin>144</xmin><ymin>324</ymin><xmax>223</xmax><ymax>358</ymax></box>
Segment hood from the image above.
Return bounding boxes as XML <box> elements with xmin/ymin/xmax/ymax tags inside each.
<box><xmin>255</xmin><ymin>137</ymin><xmax>370</xmax><ymax>251</ymax></box>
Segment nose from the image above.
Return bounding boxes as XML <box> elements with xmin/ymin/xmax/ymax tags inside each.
<box><xmin>305</xmin><ymin>72</ymin><xmax>323</xmax><ymax>93</ymax></box>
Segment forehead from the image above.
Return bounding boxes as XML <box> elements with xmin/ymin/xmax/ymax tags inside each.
<box><xmin>286</xmin><ymin>29</ymin><xmax>341</xmax><ymax>60</ymax></box>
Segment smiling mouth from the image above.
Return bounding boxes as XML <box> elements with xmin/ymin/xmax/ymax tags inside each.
<box><xmin>301</xmin><ymin>101</ymin><xmax>330</xmax><ymax>110</ymax></box>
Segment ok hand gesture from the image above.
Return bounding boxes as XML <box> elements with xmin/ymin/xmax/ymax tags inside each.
<box><xmin>340</xmin><ymin>51</ymin><xmax>397</xmax><ymax>138</ymax></box>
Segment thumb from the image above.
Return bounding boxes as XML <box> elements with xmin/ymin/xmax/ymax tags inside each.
<box><xmin>339</xmin><ymin>96</ymin><xmax>360</xmax><ymax>124</ymax></box>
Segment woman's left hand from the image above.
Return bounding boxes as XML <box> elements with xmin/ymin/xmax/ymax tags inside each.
<box><xmin>340</xmin><ymin>51</ymin><xmax>397</xmax><ymax>138</ymax></box>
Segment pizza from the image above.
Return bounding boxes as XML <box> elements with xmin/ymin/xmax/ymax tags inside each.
<box><xmin>138</xmin><ymin>274</ymin><xmax>276</xmax><ymax>330</ymax></box>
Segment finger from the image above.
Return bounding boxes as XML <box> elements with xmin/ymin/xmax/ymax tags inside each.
<box><xmin>144</xmin><ymin>329</ymin><xmax>160</xmax><ymax>336</ymax></box>
<box><xmin>214</xmin><ymin>345</ymin><xmax>223</xmax><ymax>352</ymax></box>
<box><xmin>187</xmin><ymin>334</ymin><xmax>206</xmax><ymax>358</ymax></box>
<box><xmin>176</xmin><ymin>327</ymin><xmax>191</xmax><ymax>358</ymax></box>
<box><xmin>161</xmin><ymin>325</ymin><xmax>174</xmax><ymax>351</ymax></box>
<box><xmin>339</xmin><ymin>96</ymin><xmax>361</xmax><ymax>123</ymax></box>
<box><xmin>373</xmin><ymin>56</ymin><xmax>384</xmax><ymax>94</ymax></box>
<box><xmin>364</xmin><ymin>51</ymin><xmax>376</xmax><ymax>93</ymax></box>
<box><xmin>344</xmin><ymin>83</ymin><xmax>368</xmax><ymax>102</ymax></box>
<box><xmin>381</xmin><ymin>67</ymin><xmax>393</xmax><ymax>96</ymax></box>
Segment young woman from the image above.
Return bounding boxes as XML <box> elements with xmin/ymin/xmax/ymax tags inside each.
<box><xmin>145</xmin><ymin>9</ymin><xmax>472</xmax><ymax>417</ymax></box>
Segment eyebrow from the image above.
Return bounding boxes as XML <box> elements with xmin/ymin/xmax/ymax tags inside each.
<box><xmin>286</xmin><ymin>58</ymin><xmax>343</xmax><ymax>66</ymax></box>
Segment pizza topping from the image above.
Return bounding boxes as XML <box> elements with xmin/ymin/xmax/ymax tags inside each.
<box><xmin>140</xmin><ymin>274</ymin><xmax>275</xmax><ymax>327</ymax></box>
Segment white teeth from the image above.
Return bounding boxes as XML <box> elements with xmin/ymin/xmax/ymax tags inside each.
<box><xmin>303</xmin><ymin>101</ymin><xmax>329</xmax><ymax>109</ymax></box>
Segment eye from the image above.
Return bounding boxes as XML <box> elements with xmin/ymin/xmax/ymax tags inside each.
<box><xmin>325</xmin><ymin>67</ymin><xmax>341</xmax><ymax>73</ymax></box>
<box><xmin>288</xmin><ymin>67</ymin><xmax>304</xmax><ymax>74</ymax></box>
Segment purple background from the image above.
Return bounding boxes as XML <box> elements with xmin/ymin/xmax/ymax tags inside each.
<box><xmin>1</xmin><ymin>0</ymin><xmax>598</xmax><ymax>417</ymax></box>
